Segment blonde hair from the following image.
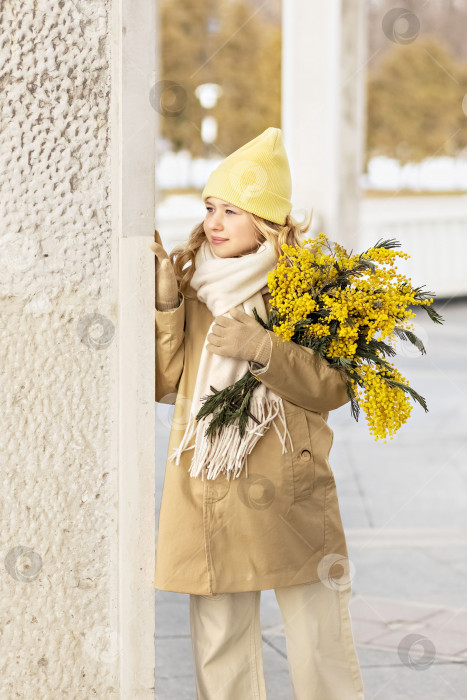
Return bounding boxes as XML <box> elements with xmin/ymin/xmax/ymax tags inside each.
<box><xmin>168</xmin><ymin>209</ymin><xmax>314</xmax><ymax>298</ymax></box>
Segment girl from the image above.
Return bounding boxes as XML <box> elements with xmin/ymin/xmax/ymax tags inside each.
<box><xmin>151</xmin><ymin>127</ymin><xmax>364</xmax><ymax>699</ymax></box>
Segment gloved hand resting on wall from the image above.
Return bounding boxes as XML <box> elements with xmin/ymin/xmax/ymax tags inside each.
<box><xmin>150</xmin><ymin>229</ymin><xmax>180</xmax><ymax>311</ymax></box>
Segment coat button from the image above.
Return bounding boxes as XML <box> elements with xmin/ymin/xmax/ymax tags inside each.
<box><xmin>300</xmin><ymin>449</ymin><xmax>311</xmax><ymax>461</ymax></box>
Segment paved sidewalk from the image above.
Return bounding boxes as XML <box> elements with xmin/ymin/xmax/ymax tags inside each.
<box><xmin>154</xmin><ymin>298</ymin><xmax>467</xmax><ymax>699</ymax></box>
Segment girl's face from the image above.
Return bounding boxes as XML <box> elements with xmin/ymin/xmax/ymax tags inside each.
<box><xmin>203</xmin><ymin>197</ymin><xmax>260</xmax><ymax>258</ymax></box>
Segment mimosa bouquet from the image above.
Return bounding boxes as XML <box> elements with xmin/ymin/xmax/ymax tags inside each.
<box><xmin>196</xmin><ymin>233</ymin><xmax>444</xmax><ymax>442</ymax></box>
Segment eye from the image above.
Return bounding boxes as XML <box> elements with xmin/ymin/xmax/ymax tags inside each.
<box><xmin>205</xmin><ymin>205</ymin><xmax>235</xmax><ymax>214</ymax></box>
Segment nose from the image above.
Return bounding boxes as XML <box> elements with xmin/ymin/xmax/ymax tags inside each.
<box><xmin>209</xmin><ymin>211</ymin><xmax>224</xmax><ymax>232</ymax></box>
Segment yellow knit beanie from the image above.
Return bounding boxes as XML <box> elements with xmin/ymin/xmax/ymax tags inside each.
<box><xmin>202</xmin><ymin>127</ymin><xmax>293</xmax><ymax>225</ymax></box>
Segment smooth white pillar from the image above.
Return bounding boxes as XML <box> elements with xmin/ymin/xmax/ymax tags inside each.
<box><xmin>282</xmin><ymin>0</ymin><xmax>367</xmax><ymax>249</ymax></box>
<box><xmin>118</xmin><ymin>0</ymin><xmax>157</xmax><ymax>694</ymax></box>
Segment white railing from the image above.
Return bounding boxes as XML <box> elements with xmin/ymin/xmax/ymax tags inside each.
<box><xmin>359</xmin><ymin>196</ymin><xmax>467</xmax><ymax>299</ymax></box>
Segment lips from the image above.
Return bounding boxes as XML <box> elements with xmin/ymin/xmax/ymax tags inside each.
<box><xmin>212</xmin><ymin>237</ymin><xmax>228</xmax><ymax>242</ymax></box>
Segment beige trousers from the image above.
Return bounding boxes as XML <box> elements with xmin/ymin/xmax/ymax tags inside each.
<box><xmin>189</xmin><ymin>579</ymin><xmax>364</xmax><ymax>700</ymax></box>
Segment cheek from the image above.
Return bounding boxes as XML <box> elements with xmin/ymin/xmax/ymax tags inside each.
<box><xmin>237</xmin><ymin>220</ymin><xmax>255</xmax><ymax>240</ymax></box>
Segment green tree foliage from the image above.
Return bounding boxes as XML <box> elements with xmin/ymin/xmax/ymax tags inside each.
<box><xmin>366</xmin><ymin>35</ymin><xmax>467</xmax><ymax>167</ymax></box>
<box><xmin>159</xmin><ymin>0</ymin><xmax>281</xmax><ymax>156</ymax></box>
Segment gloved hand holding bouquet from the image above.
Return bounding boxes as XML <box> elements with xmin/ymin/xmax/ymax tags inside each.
<box><xmin>197</xmin><ymin>233</ymin><xmax>444</xmax><ymax>442</ymax></box>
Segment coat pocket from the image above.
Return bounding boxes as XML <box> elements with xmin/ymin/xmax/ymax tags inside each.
<box><xmin>286</xmin><ymin>406</ymin><xmax>316</xmax><ymax>504</ymax></box>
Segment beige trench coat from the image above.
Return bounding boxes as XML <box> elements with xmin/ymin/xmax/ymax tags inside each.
<box><xmin>154</xmin><ymin>286</ymin><xmax>351</xmax><ymax>595</ymax></box>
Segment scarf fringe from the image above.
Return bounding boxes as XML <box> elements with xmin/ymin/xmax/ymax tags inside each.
<box><xmin>168</xmin><ymin>392</ymin><xmax>294</xmax><ymax>481</ymax></box>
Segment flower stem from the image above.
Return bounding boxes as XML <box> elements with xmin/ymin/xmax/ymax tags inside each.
<box><xmin>196</xmin><ymin>371</ymin><xmax>262</xmax><ymax>439</ymax></box>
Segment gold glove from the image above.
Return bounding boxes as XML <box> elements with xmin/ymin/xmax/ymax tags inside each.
<box><xmin>150</xmin><ymin>229</ymin><xmax>180</xmax><ymax>310</ymax></box>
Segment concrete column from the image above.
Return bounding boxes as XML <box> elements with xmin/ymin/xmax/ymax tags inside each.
<box><xmin>0</xmin><ymin>0</ymin><xmax>156</xmax><ymax>695</ymax></box>
<box><xmin>121</xmin><ymin>1</ymin><xmax>158</xmax><ymax>237</ymax></box>
<box><xmin>282</xmin><ymin>0</ymin><xmax>367</xmax><ymax>249</ymax></box>
<box><xmin>119</xmin><ymin>0</ymin><xmax>157</xmax><ymax>695</ymax></box>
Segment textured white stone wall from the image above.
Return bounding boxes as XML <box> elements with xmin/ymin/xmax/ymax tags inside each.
<box><xmin>0</xmin><ymin>0</ymin><xmax>121</xmax><ymax>696</ymax></box>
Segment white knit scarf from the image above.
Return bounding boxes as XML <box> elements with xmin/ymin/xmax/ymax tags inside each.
<box><xmin>168</xmin><ymin>239</ymin><xmax>294</xmax><ymax>480</ymax></box>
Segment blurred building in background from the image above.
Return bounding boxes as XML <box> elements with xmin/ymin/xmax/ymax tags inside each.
<box><xmin>155</xmin><ymin>0</ymin><xmax>467</xmax><ymax>298</ymax></box>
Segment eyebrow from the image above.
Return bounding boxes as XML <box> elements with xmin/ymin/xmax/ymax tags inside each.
<box><xmin>205</xmin><ymin>199</ymin><xmax>237</xmax><ymax>208</ymax></box>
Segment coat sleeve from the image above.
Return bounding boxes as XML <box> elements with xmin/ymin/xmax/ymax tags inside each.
<box><xmin>248</xmin><ymin>330</ymin><xmax>350</xmax><ymax>413</ymax></box>
<box><xmin>155</xmin><ymin>291</ymin><xmax>185</xmax><ymax>403</ymax></box>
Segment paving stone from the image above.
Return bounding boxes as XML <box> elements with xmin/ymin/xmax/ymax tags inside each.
<box><xmin>262</xmin><ymin>641</ymin><xmax>293</xmax><ymax>700</ymax></box>
<box><xmin>155</xmin><ymin>590</ymin><xmax>191</xmax><ymax>639</ymax></box>
<box><xmin>357</xmin><ymin>647</ymin><xmax>467</xmax><ymax>700</ymax></box>
<box><xmin>350</xmin><ymin>596</ymin><xmax>467</xmax><ymax>661</ymax></box>
<box><xmin>155</xmin><ymin>633</ymin><xmax>196</xmax><ymax>698</ymax></box>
